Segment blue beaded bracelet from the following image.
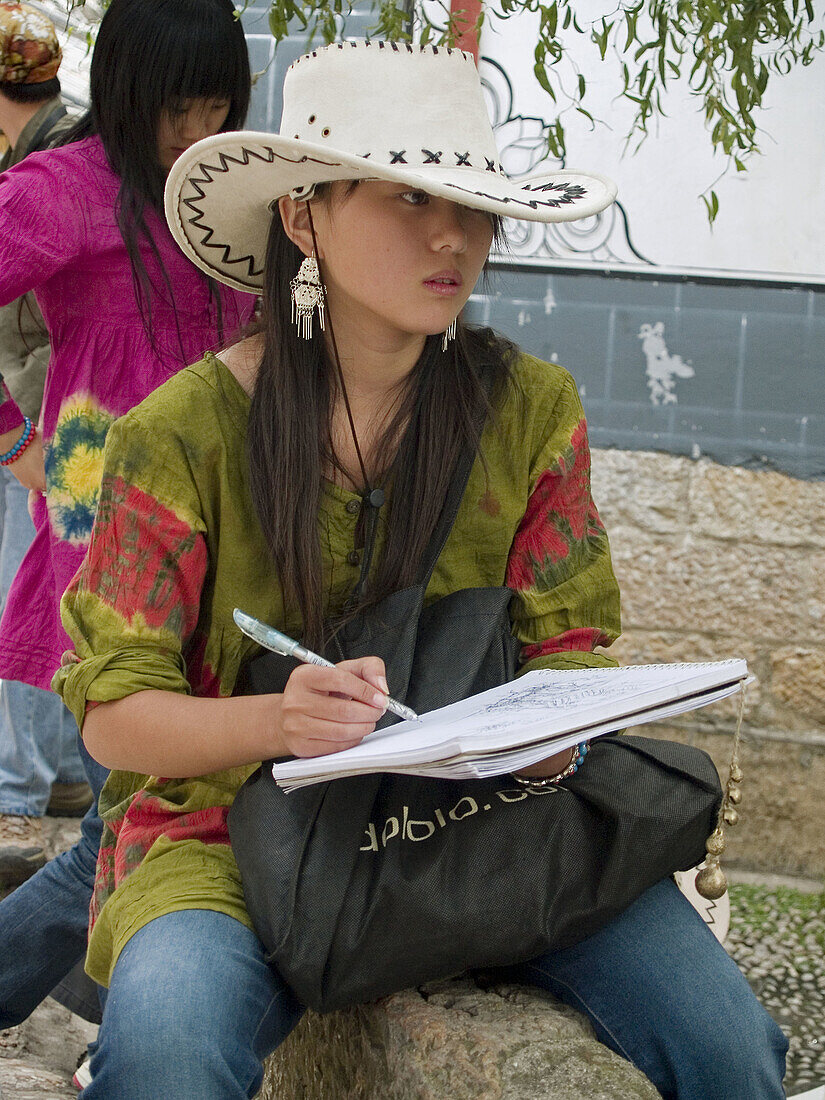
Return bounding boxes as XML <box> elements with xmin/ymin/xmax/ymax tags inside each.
<box><xmin>511</xmin><ymin>740</ymin><xmax>590</xmax><ymax>790</ymax></box>
<box><xmin>0</xmin><ymin>417</ymin><xmax>35</xmax><ymax>466</ymax></box>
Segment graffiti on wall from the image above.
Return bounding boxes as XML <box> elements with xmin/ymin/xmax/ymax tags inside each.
<box><xmin>638</xmin><ymin>323</ymin><xmax>694</xmax><ymax>406</ymax></box>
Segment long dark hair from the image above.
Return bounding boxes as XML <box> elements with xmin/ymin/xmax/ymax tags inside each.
<box><xmin>59</xmin><ymin>0</ymin><xmax>251</xmax><ymax>357</ymax></box>
<box><xmin>247</xmin><ymin>193</ymin><xmax>514</xmax><ymax>649</ymax></box>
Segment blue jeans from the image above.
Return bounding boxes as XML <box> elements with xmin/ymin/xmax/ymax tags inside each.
<box><xmin>0</xmin><ymin>468</ymin><xmax>85</xmax><ymax>816</ymax></box>
<box><xmin>82</xmin><ymin>878</ymin><xmax>787</xmax><ymax>1099</ymax></box>
<box><xmin>511</xmin><ymin>878</ymin><xmax>787</xmax><ymax>1100</ymax></box>
<box><xmin>0</xmin><ymin>735</ymin><xmax>107</xmax><ymax>1028</ymax></box>
<box><xmin>84</xmin><ymin>911</ymin><xmax>303</xmax><ymax>1098</ymax></box>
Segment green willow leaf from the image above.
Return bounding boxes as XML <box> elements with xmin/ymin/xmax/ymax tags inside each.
<box><xmin>547</xmin><ymin>2</ymin><xmax>558</xmax><ymax>38</ymax></box>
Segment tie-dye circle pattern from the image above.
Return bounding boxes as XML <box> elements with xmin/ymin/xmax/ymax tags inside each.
<box><xmin>45</xmin><ymin>394</ymin><xmax>116</xmax><ymax>546</ymax></box>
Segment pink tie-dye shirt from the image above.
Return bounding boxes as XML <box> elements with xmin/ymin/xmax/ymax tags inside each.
<box><xmin>0</xmin><ymin>135</ymin><xmax>256</xmax><ymax>689</ymax></box>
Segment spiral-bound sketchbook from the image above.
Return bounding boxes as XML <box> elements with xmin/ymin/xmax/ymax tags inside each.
<box><xmin>271</xmin><ymin>659</ymin><xmax>749</xmax><ymax>791</ymax></box>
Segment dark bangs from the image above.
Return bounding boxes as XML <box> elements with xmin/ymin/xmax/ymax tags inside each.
<box><xmin>146</xmin><ymin>0</ymin><xmax>250</xmax><ymax>131</ymax></box>
<box><xmin>83</xmin><ymin>0</ymin><xmax>250</xmax><ymax>210</ymax></box>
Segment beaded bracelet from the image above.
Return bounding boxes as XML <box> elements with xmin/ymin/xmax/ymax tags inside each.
<box><xmin>0</xmin><ymin>417</ymin><xmax>35</xmax><ymax>466</ymax></box>
<box><xmin>510</xmin><ymin>740</ymin><xmax>589</xmax><ymax>791</ymax></box>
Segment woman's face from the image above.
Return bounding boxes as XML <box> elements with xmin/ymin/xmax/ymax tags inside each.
<box><xmin>286</xmin><ymin>181</ymin><xmax>495</xmax><ymax>350</ymax></box>
<box><xmin>156</xmin><ymin>97</ymin><xmax>231</xmax><ymax>172</ymax></box>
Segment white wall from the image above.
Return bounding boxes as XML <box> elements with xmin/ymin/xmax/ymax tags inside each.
<box><xmin>480</xmin><ymin>6</ymin><xmax>825</xmax><ymax>279</ymax></box>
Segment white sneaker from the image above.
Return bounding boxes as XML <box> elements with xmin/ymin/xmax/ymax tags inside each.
<box><xmin>73</xmin><ymin>1055</ymin><xmax>92</xmax><ymax>1090</ymax></box>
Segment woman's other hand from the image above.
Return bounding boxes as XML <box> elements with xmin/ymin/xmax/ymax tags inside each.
<box><xmin>0</xmin><ymin>426</ymin><xmax>46</xmax><ymax>492</ymax></box>
<box><xmin>278</xmin><ymin>656</ymin><xmax>389</xmax><ymax>758</ymax></box>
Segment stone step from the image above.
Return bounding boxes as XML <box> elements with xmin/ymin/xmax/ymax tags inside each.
<box><xmin>262</xmin><ymin>977</ymin><xmax>661</xmax><ymax>1100</ymax></box>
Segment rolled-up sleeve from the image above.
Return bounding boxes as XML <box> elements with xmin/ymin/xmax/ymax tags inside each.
<box><xmin>0</xmin><ymin>379</ymin><xmax>24</xmax><ymax>435</ymax></box>
<box><xmin>53</xmin><ymin>410</ymin><xmax>208</xmax><ymax>729</ymax></box>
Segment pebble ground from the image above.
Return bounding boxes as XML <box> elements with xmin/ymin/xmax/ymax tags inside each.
<box><xmin>726</xmin><ymin>880</ymin><xmax>825</xmax><ymax>1097</ymax></box>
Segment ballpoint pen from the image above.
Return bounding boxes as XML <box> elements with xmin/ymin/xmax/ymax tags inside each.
<box><xmin>233</xmin><ymin>608</ymin><xmax>419</xmax><ymax>723</ymax></box>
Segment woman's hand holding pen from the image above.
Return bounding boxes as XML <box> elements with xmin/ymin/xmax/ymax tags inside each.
<box><xmin>81</xmin><ymin>658</ymin><xmax>391</xmax><ymax>777</ymax></box>
<box><xmin>277</xmin><ymin>656</ymin><xmax>389</xmax><ymax>758</ymax></box>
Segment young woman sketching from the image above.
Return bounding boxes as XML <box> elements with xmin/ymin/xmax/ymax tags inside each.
<box><xmin>54</xmin><ymin>42</ymin><xmax>786</xmax><ymax>1098</ymax></box>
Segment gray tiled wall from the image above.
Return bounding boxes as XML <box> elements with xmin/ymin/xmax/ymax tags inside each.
<box><xmin>468</xmin><ymin>268</ymin><xmax>825</xmax><ymax>481</ymax></box>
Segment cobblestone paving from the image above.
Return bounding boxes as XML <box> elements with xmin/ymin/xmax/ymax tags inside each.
<box><xmin>726</xmin><ymin>882</ymin><xmax>825</xmax><ymax>1097</ymax></box>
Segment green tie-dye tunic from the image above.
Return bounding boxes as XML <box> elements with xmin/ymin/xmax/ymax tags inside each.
<box><xmin>54</xmin><ymin>349</ymin><xmax>621</xmax><ymax>987</ymax></box>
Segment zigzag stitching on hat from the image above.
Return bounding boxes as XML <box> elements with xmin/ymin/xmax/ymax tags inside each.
<box><xmin>441</xmin><ymin>180</ymin><xmax>589</xmax><ymax>210</ymax></box>
<box><xmin>291</xmin><ymin>41</ymin><xmax>473</xmax><ymax>63</ymax></box>
<box><xmin>180</xmin><ymin>148</ymin><xmax>346</xmax><ymax>281</ymax></box>
<box><xmin>522</xmin><ymin>181</ymin><xmax>587</xmax><ymax>200</ymax></box>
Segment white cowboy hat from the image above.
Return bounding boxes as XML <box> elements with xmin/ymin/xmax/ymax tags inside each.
<box><xmin>165</xmin><ymin>39</ymin><xmax>617</xmax><ymax>293</ymax></box>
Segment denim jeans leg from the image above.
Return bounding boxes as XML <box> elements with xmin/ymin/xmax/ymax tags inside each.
<box><xmin>75</xmin><ymin>729</ymin><xmax>109</xmax><ymax>806</ymax></box>
<box><xmin>0</xmin><ymin>735</ymin><xmax>105</xmax><ymax>1028</ymax></box>
<box><xmin>83</xmin><ymin>910</ymin><xmax>304</xmax><ymax>1098</ymax></box>
<box><xmin>0</xmin><ymin>469</ymin><xmax>86</xmax><ymax>816</ymax></box>
<box><xmin>512</xmin><ymin>877</ymin><xmax>788</xmax><ymax>1100</ymax></box>
<box><xmin>0</xmin><ymin>794</ymin><xmax>101</xmax><ymax>1027</ymax></box>
<box><xmin>48</xmin><ymin>734</ymin><xmax>109</xmax><ymax>1022</ymax></box>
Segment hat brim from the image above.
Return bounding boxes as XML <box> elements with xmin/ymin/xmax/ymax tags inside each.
<box><xmin>165</xmin><ymin>131</ymin><xmax>617</xmax><ymax>293</ymax></box>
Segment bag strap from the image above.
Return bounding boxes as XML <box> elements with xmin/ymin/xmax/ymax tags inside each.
<box><xmin>24</xmin><ymin>104</ymin><xmax>68</xmax><ymax>157</ymax></box>
<box><xmin>413</xmin><ymin>418</ymin><xmax>482</xmax><ymax>589</ymax></box>
<box><xmin>414</xmin><ymin>362</ymin><xmax>496</xmax><ymax>587</ymax></box>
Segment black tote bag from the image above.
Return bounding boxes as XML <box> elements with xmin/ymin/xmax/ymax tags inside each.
<box><xmin>229</xmin><ymin>430</ymin><xmax>722</xmax><ymax>1014</ymax></box>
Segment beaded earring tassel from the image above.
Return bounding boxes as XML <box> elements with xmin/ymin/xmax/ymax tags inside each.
<box><xmin>441</xmin><ymin>318</ymin><xmax>457</xmax><ymax>352</ymax></box>
<box><xmin>290</xmin><ymin>253</ymin><xmax>326</xmax><ymax>340</ymax></box>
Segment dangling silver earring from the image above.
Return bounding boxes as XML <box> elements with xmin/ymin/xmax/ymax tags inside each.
<box><xmin>290</xmin><ymin>252</ymin><xmax>326</xmax><ymax>340</ymax></box>
<box><xmin>441</xmin><ymin>317</ymin><xmax>457</xmax><ymax>352</ymax></box>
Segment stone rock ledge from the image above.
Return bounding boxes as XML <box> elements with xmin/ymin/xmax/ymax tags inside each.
<box><xmin>0</xmin><ymin>996</ymin><xmax>95</xmax><ymax>1100</ymax></box>
<box><xmin>262</xmin><ymin>978</ymin><xmax>661</xmax><ymax>1100</ymax></box>
<box><xmin>0</xmin><ymin>1058</ymin><xmax>77</xmax><ymax>1100</ymax></box>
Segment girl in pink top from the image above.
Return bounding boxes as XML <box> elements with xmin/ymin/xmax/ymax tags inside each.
<box><xmin>0</xmin><ymin>0</ymin><xmax>254</xmax><ymax>1033</ymax></box>
<box><xmin>0</xmin><ymin>0</ymin><xmax>256</xmax><ymax>691</ymax></box>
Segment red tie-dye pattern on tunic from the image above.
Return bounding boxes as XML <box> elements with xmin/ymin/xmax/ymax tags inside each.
<box><xmin>83</xmin><ymin>476</ymin><xmax>206</xmax><ymax>638</ymax></box>
<box><xmin>506</xmin><ymin>417</ymin><xmax>611</xmax><ymax>602</ymax></box>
